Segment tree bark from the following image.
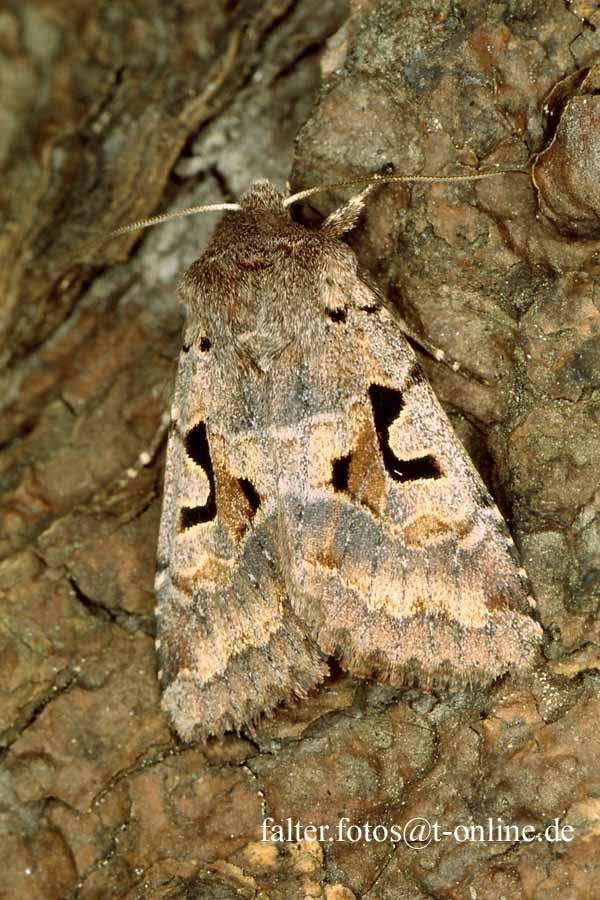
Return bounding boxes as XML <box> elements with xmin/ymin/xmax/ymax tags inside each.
<box><xmin>1</xmin><ymin>1</ymin><xmax>600</xmax><ymax>898</ymax></box>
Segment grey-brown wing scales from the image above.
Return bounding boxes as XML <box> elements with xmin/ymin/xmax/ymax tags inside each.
<box><xmin>269</xmin><ymin>292</ymin><xmax>542</xmax><ymax>689</ymax></box>
<box><xmin>155</xmin><ymin>339</ymin><xmax>327</xmax><ymax>740</ymax></box>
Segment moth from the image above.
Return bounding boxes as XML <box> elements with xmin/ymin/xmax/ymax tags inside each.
<box><xmin>152</xmin><ymin>176</ymin><xmax>543</xmax><ymax>741</ymax></box>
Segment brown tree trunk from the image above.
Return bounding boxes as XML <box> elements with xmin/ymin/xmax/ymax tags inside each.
<box><xmin>1</xmin><ymin>1</ymin><xmax>599</xmax><ymax>897</ymax></box>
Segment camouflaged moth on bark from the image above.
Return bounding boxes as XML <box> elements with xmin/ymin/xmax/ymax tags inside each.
<box><xmin>154</xmin><ymin>179</ymin><xmax>543</xmax><ymax>741</ymax></box>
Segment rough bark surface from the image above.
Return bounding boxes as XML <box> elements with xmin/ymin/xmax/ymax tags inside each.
<box><xmin>1</xmin><ymin>1</ymin><xmax>600</xmax><ymax>898</ymax></box>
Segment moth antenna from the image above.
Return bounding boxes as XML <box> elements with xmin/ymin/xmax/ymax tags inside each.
<box><xmin>108</xmin><ymin>201</ymin><xmax>241</xmax><ymax>237</ymax></box>
<box><xmin>283</xmin><ymin>168</ymin><xmax>527</xmax><ymax>207</ymax></box>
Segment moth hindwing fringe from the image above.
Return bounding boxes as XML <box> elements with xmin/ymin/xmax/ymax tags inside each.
<box><xmin>154</xmin><ymin>179</ymin><xmax>542</xmax><ymax>741</ymax></box>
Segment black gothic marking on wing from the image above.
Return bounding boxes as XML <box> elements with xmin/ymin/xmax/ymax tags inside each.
<box><xmin>326</xmin><ymin>307</ymin><xmax>347</xmax><ymax>323</ymax></box>
<box><xmin>199</xmin><ymin>337</ymin><xmax>212</xmax><ymax>351</ymax></box>
<box><xmin>368</xmin><ymin>383</ymin><xmax>442</xmax><ymax>482</ymax></box>
<box><xmin>331</xmin><ymin>452</ymin><xmax>352</xmax><ymax>492</ymax></box>
<box><xmin>239</xmin><ymin>477</ymin><xmax>261</xmax><ymax>517</ymax></box>
<box><xmin>180</xmin><ymin>422</ymin><xmax>217</xmax><ymax>528</ymax></box>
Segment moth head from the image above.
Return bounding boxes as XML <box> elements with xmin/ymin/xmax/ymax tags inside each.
<box><xmin>240</xmin><ymin>180</ymin><xmax>287</xmax><ymax>215</ymax></box>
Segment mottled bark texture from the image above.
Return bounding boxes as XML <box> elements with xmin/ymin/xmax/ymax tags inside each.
<box><xmin>1</xmin><ymin>1</ymin><xmax>599</xmax><ymax>898</ymax></box>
